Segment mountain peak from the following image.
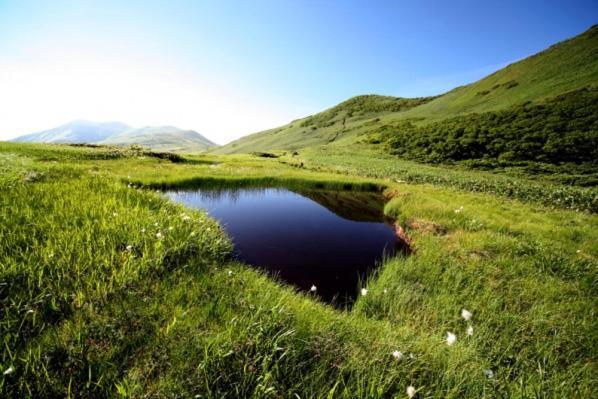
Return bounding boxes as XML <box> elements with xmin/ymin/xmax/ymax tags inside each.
<box><xmin>12</xmin><ymin>121</ymin><xmax>216</xmax><ymax>153</ymax></box>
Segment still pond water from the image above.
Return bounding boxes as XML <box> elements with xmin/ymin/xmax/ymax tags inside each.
<box><xmin>166</xmin><ymin>187</ymin><xmax>401</xmax><ymax>305</ymax></box>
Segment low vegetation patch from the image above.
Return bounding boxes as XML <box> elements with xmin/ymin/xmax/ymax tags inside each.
<box><xmin>370</xmin><ymin>87</ymin><xmax>598</xmax><ymax>167</ymax></box>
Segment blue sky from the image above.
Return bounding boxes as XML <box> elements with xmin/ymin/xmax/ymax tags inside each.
<box><xmin>0</xmin><ymin>0</ymin><xmax>596</xmax><ymax>143</ymax></box>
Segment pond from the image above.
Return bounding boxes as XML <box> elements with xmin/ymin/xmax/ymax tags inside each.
<box><xmin>165</xmin><ymin>187</ymin><xmax>403</xmax><ymax>305</ymax></box>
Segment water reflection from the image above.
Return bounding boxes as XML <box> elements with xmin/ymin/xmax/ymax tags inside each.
<box><xmin>166</xmin><ymin>187</ymin><xmax>403</xmax><ymax>306</ymax></box>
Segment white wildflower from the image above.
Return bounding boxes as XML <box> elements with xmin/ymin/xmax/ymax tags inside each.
<box><xmin>576</xmin><ymin>249</ymin><xmax>581</xmax><ymax>253</ymax></box>
<box><xmin>3</xmin><ymin>366</ymin><xmax>14</xmax><ymax>375</ymax></box>
<box><xmin>406</xmin><ymin>385</ymin><xmax>416</xmax><ymax>398</ymax></box>
<box><xmin>310</xmin><ymin>285</ymin><xmax>317</xmax><ymax>292</ymax></box>
<box><xmin>383</xmin><ymin>289</ymin><xmax>388</xmax><ymax>294</ymax></box>
<box><xmin>227</xmin><ymin>270</ymin><xmax>233</xmax><ymax>276</ymax></box>
<box><xmin>154</xmin><ymin>222</ymin><xmax>159</xmax><ymax>227</ymax></box>
<box><xmin>361</xmin><ymin>288</ymin><xmax>368</xmax><ymax>296</ymax></box>
<box><xmin>141</xmin><ymin>228</ymin><xmax>146</xmax><ymax>233</ymax></box>
<box><xmin>190</xmin><ymin>232</ymin><xmax>196</xmax><ymax>237</ymax></box>
<box><xmin>454</xmin><ymin>206</ymin><xmax>464</xmax><ymax>213</ymax></box>
<box><xmin>466</xmin><ymin>326</ymin><xmax>474</xmax><ymax>336</ymax></box>
<box><xmin>126</xmin><ymin>245</ymin><xmax>133</xmax><ymax>251</ymax></box>
<box><xmin>392</xmin><ymin>350</ymin><xmax>403</xmax><ymax>361</ymax></box>
<box><xmin>168</xmin><ymin>226</ymin><xmax>174</xmax><ymax>231</ymax></box>
<box><xmin>182</xmin><ymin>215</ymin><xmax>191</xmax><ymax>221</ymax></box>
<box><xmin>461</xmin><ymin>308</ymin><xmax>472</xmax><ymax>321</ymax></box>
<box><xmin>112</xmin><ymin>212</ymin><xmax>118</xmax><ymax>217</ymax></box>
<box><xmin>484</xmin><ymin>369</ymin><xmax>494</xmax><ymax>379</ymax></box>
<box><xmin>156</xmin><ymin>232</ymin><xmax>163</xmax><ymax>239</ymax></box>
<box><xmin>446</xmin><ymin>332</ymin><xmax>457</xmax><ymax>346</ymax></box>
<box><xmin>409</xmin><ymin>353</ymin><xmax>414</xmax><ymax>359</ymax></box>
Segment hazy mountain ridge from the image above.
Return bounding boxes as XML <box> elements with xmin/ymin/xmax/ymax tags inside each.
<box><xmin>216</xmin><ymin>25</ymin><xmax>598</xmax><ymax>155</ymax></box>
<box><xmin>12</xmin><ymin>120</ymin><xmax>131</xmax><ymax>144</ymax></box>
<box><xmin>99</xmin><ymin>125</ymin><xmax>216</xmax><ymax>152</ymax></box>
<box><xmin>12</xmin><ymin>121</ymin><xmax>216</xmax><ymax>153</ymax></box>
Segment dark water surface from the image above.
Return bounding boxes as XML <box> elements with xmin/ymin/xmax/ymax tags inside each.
<box><xmin>166</xmin><ymin>187</ymin><xmax>401</xmax><ymax>304</ymax></box>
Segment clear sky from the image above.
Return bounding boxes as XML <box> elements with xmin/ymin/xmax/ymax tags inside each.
<box><xmin>0</xmin><ymin>0</ymin><xmax>596</xmax><ymax>143</ymax></box>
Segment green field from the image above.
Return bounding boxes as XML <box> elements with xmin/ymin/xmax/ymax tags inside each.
<box><xmin>1</xmin><ymin>142</ymin><xmax>596</xmax><ymax>398</ymax></box>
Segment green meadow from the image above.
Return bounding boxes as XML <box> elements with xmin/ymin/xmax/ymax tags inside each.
<box><xmin>1</xmin><ymin>142</ymin><xmax>596</xmax><ymax>398</ymax></box>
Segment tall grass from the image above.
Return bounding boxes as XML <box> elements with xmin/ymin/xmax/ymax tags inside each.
<box><xmin>1</xmin><ymin>142</ymin><xmax>596</xmax><ymax>398</ymax></box>
<box><xmin>297</xmin><ymin>148</ymin><xmax>598</xmax><ymax>213</ymax></box>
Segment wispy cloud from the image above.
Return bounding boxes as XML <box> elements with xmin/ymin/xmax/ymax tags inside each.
<box><xmin>397</xmin><ymin>59</ymin><xmax>519</xmax><ymax>97</ymax></box>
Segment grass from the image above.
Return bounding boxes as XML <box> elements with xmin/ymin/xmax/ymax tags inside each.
<box><xmin>1</xmin><ymin>142</ymin><xmax>597</xmax><ymax>398</ymax></box>
<box><xmin>283</xmin><ymin>146</ymin><xmax>598</xmax><ymax>213</ymax></box>
<box><xmin>214</xmin><ymin>25</ymin><xmax>598</xmax><ymax>181</ymax></box>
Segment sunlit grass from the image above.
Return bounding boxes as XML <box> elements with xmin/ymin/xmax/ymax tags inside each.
<box><xmin>0</xmin><ymin>142</ymin><xmax>596</xmax><ymax>398</ymax></box>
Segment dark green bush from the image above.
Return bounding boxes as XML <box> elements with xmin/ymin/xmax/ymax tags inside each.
<box><xmin>377</xmin><ymin>87</ymin><xmax>598</xmax><ymax>166</ymax></box>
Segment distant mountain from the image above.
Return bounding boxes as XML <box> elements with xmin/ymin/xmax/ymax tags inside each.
<box><xmin>216</xmin><ymin>24</ymin><xmax>598</xmax><ymax>155</ymax></box>
<box><xmin>12</xmin><ymin>122</ymin><xmax>216</xmax><ymax>153</ymax></box>
<box><xmin>99</xmin><ymin>126</ymin><xmax>216</xmax><ymax>152</ymax></box>
<box><xmin>13</xmin><ymin>120</ymin><xmax>130</xmax><ymax>144</ymax></box>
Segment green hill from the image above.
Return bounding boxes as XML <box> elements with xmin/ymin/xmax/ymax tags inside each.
<box><xmin>215</xmin><ymin>95</ymin><xmax>435</xmax><ymax>153</ymax></box>
<box><xmin>216</xmin><ymin>25</ymin><xmax>598</xmax><ymax>157</ymax></box>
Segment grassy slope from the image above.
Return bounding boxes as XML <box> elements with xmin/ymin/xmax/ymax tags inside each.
<box><xmin>214</xmin><ymin>96</ymin><xmax>435</xmax><ymax>154</ymax></box>
<box><xmin>216</xmin><ymin>25</ymin><xmax>598</xmax><ymax>154</ymax></box>
<box><xmin>395</xmin><ymin>24</ymin><xmax>598</xmax><ymax>120</ymax></box>
<box><xmin>1</xmin><ymin>142</ymin><xmax>596</xmax><ymax>398</ymax></box>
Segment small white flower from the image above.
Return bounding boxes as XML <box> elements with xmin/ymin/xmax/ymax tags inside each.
<box><xmin>576</xmin><ymin>249</ymin><xmax>581</xmax><ymax>253</ymax></box>
<box><xmin>310</xmin><ymin>285</ymin><xmax>317</xmax><ymax>292</ymax></box>
<box><xmin>361</xmin><ymin>288</ymin><xmax>368</xmax><ymax>296</ymax></box>
<box><xmin>126</xmin><ymin>245</ymin><xmax>133</xmax><ymax>251</ymax></box>
<box><xmin>484</xmin><ymin>369</ymin><xmax>494</xmax><ymax>379</ymax></box>
<box><xmin>168</xmin><ymin>226</ymin><xmax>174</xmax><ymax>231</ymax></box>
<box><xmin>466</xmin><ymin>326</ymin><xmax>474</xmax><ymax>336</ymax></box>
<box><xmin>409</xmin><ymin>353</ymin><xmax>414</xmax><ymax>359</ymax></box>
<box><xmin>182</xmin><ymin>215</ymin><xmax>191</xmax><ymax>221</ymax></box>
<box><xmin>446</xmin><ymin>332</ymin><xmax>457</xmax><ymax>346</ymax></box>
<box><xmin>454</xmin><ymin>206</ymin><xmax>464</xmax><ymax>213</ymax></box>
<box><xmin>112</xmin><ymin>212</ymin><xmax>118</xmax><ymax>217</ymax></box>
<box><xmin>461</xmin><ymin>309</ymin><xmax>472</xmax><ymax>321</ymax></box>
<box><xmin>392</xmin><ymin>350</ymin><xmax>403</xmax><ymax>361</ymax></box>
<box><xmin>406</xmin><ymin>385</ymin><xmax>416</xmax><ymax>398</ymax></box>
<box><xmin>3</xmin><ymin>366</ymin><xmax>14</xmax><ymax>375</ymax></box>
<box><xmin>383</xmin><ymin>289</ymin><xmax>388</xmax><ymax>294</ymax></box>
<box><xmin>206</xmin><ymin>227</ymin><xmax>211</xmax><ymax>231</ymax></box>
<box><xmin>156</xmin><ymin>232</ymin><xmax>163</xmax><ymax>239</ymax></box>
<box><xmin>227</xmin><ymin>270</ymin><xmax>233</xmax><ymax>276</ymax></box>
<box><xmin>190</xmin><ymin>232</ymin><xmax>196</xmax><ymax>237</ymax></box>
<box><xmin>141</xmin><ymin>228</ymin><xmax>146</xmax><ymax>233</ymax></box>
<box><xmin>154</xmin><ymin>222</ymin><xmax>159</xmax><ymax>227</ymax></box>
